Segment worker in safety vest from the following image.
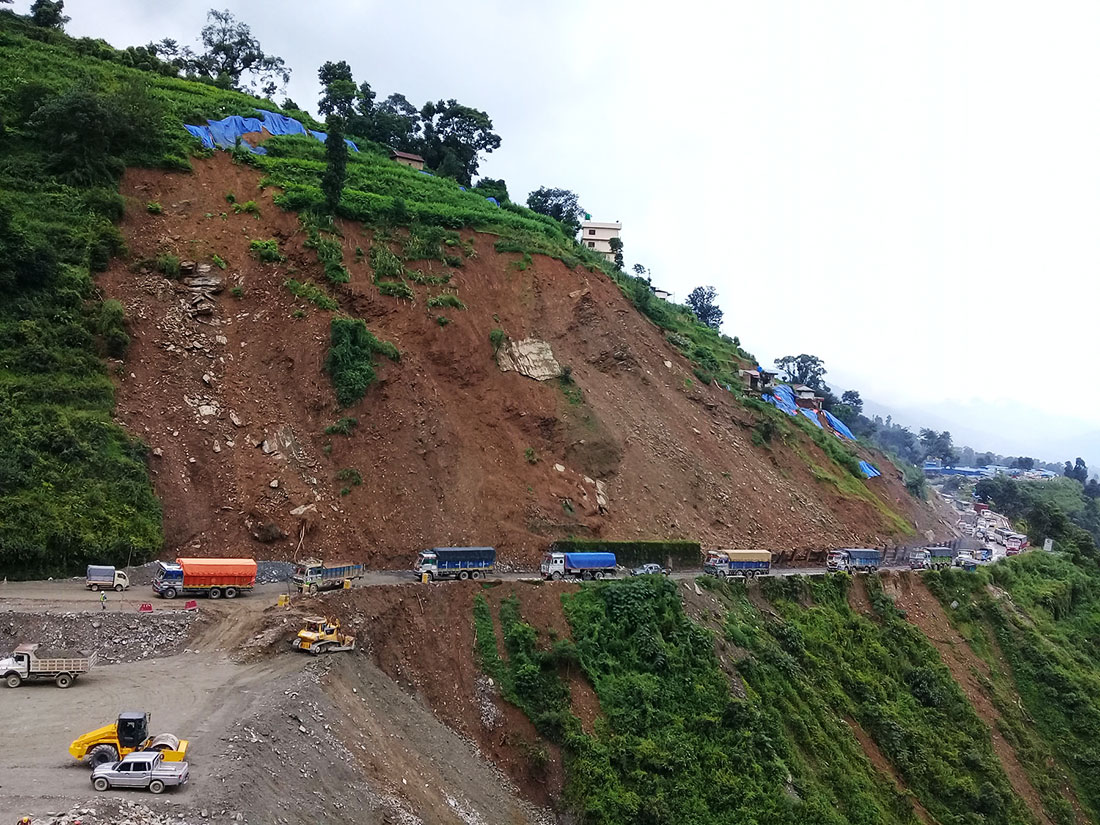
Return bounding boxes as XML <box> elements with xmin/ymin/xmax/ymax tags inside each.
<box><xmin>100</xmin><ymin>592</ymin><xmax>108</xmax><ymax>611</ymax></box>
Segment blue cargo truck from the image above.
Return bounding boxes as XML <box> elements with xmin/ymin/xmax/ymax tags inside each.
<box><xmin>540</xmin><ymin>551</ymin><xmax>617</xmax><ymax>581</ymax></box>
<box><xmin>826</xmin><ymin>548</ymin><xmax>883</xmax><ymax>573</ymax></box>
<box><xmin>414</xmin><ymin>547</ymin><xmax>496</xmax><ymax>581</ymax></box>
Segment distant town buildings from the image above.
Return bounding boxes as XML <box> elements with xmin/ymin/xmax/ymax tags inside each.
<box><xmin>580</xmin><ymin>220</ymin><xmax>622</xmax><ymax>262</ymax></box>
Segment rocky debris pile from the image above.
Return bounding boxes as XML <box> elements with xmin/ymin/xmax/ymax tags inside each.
<box><xmin>256</xmin><ymin>561</ymin><xmax>294</xmax><ymax>584</ymax></box>
<box><xmin>43</xmin><ymin>799</ymin><xmax>196</xmax><ymax>825</ymax></box>
<box><xmin>1</xmin><ymin>611</ymin><xmax>194</xmax><ymax>664</ymax></box>
<box><xmin>474</xmin><ymin>675</ymin><xmax>502</xmax><ymax>731</ymax></box>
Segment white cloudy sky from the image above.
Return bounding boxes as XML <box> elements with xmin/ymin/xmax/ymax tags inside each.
<box><xmin>29</xmin><ymin>0</ymin><xmax>1100</xmax><ymax>462</ymax></box>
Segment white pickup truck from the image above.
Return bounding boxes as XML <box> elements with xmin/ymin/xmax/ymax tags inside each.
<box><xmin>1</xmin><ymin>643</ymin><xmax>96</xmax><ymax>688</ymax></box>
<box><xmin>92</xmin><ymin>750</ymin><xmax>189</xmax><ymax>794</ymax></box>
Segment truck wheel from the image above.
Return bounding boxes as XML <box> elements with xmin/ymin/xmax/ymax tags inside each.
<box><xmin>87</xmin><ymin>744</ymin><xmax>118</xmax><ymax>767</ymax></box>
<box><xmin>93</xmin><ymin>777</ymin><xmax>110</xmax><ymax>792</ymax></box>
<box><xmin>308</xmin><ymin>584</ymin><xmax>318</xmax><ymax>595</ymax></box>
<box><xmin>551</xmin><ymin>572</ymin><xmax>562</xmax><ymax>581</ymax></box>
<box><xmin>209</xmin><ymin>588</ymin><xmax>222</xmax><ymax>599</ymax></box>
<box><xmin>149</xmin><ymin>779</ymin><xmax>165</xmax><ymax>794</ymax></box>
<box><xmin>90</xmin><ymin>583</ymin><xmax>100</xmax><ymax>592</ymax></box>
<box><xmin>459</xmin><ymin>571</ymin><xmax>469</xmax><ymax>581</ymax></box>
<box><xmin>162</xmin><ymin>588</ymin><xmax>177</xmax><ymax>600</ymax></box>
<box><xmin>427</xmin><ymin>572</ymin><xmax>435</xmax><ymax>582</ymax></box>
<box><xmin>225</xmin><ymin>587</ymin><xmax>238</xmax><ymax>599</ymax></box>
<box><xmin>55</xmin><ymin>672</ymin><xmax>72</xmax><ymax>689</ymax></box>
<box><xmin>114</xmin><ymin>583</ymin><xmax>124</xmax><ymax>592</ymax></box>
<box><xmin>471</xmin><ymin>571</ymin><xmax>480</xmax><ymax>580</ymax></box>
<box><xmin>5</xmin><ymin>673</ymin><xmax>21</xmax><ymax>688</ymax></box>
<box><xmin>594</xmin><ymin>571</ymin><xmax>604</xmax><ymax>580</ymax></box>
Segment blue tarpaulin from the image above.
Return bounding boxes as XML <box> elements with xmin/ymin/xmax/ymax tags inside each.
<box><xmin>859</xmin><ymin>461</ymin><xmax>882</xmax><ymax>479</ymax></box>
<box><xmin>765</xmin><ymin>384</ymin><xmax>801</xmax><ymax>416</ymax></box>
<box><xmin>184</xmin><ymin>109</ymin><xmax>358</xmax><ymax>155</ymax></box>
<box><xmin>800</xmin><ymin>408</ymin><xmax>824</xmax><ymax>428</ymax></box>
<box><xmin>822</xmin><ymin>410</ymin><xmax>856</xmax><ymax>440</ymax></box>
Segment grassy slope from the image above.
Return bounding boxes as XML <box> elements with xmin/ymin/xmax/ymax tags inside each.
<box><xmin>927</xmin><ymin>554</ymin><xmax>1100</xmax><ymax>824</ymax></box>
<box><xmin>0</xmin><ymin>10</ymin><xmax>916</xmax><ymax>577</ymax></box>
<box><xmin>476</xmin><ymin>574</ymin><xmax>1054</xmax><ymax>824</ymax></box>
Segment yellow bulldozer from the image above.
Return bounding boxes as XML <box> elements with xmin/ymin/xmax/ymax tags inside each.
<box><xmin>292</xmin><ymin>616</ymin><xmax>356</xmax><ymax>654</ymax></box>
<box><xmin>69</xmin><ymin>711</ymin><xmax>189</xmax><ymax>766</ymax></box>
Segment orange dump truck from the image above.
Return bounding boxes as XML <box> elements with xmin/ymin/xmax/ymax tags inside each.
<box><xmin>152</xmin><ymin>557</ymin><xmax>257</xmax><ymax>600</ymax></box>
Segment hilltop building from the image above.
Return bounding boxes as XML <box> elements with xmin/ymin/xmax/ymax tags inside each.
<box><xmin>390</xmin><ymin>150</ymin><xmax>425</xmax><ymax>170</ymax></box>
<box><xmin>580</xmin><ymin>220</ymin><xmax>621</xmax><ymax>262</ymax></box>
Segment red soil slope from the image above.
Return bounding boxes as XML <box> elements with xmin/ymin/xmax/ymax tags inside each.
<box><xmin>101</xmin><ymin>154</ymin><xmax>950</xmax><ymax>567</ymax></box>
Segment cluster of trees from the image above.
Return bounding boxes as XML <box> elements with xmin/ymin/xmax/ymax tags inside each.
<box><xmin>306</xmin><ymin>60</ymin><xmax>500</xmax><ymax>186</ymax></box>
<box><xmin>1</xmin><ymin>0</ymin><xmax>69</xmax><ymax>29</ymax></box>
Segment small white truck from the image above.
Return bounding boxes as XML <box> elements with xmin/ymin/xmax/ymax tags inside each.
<box><xmin>86</xmin><ymin>565</ymin><xmax>129</xmax><ymax>592</ymax></box>
<box><xmin>1</xmin><ymin>643</ymin><xmax>96</xmax><ymax>688</ymax></box>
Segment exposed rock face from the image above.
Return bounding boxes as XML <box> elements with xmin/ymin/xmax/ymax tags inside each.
<box><xmin>496</xmin><ymin>338</ymin><xmax>562</xmax><ymax>381</ymax></box>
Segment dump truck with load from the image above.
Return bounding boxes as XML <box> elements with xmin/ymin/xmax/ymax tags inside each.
<box><xmin>414</xmin><ymin>547</ymin><xmax>496</xmax><ymax>581</ymax></box>
<box><xmin>1</xmin><ymin>643</ymin><xmax>96</xmax><ymax>688</ymax></box>
<box><xmin>541</xmin><ymin>551</ymin><xmax>617</xmax><ymax>581</ymax></box>
<box><xmin>926</xmin><ymin>546</ymin><xmax>954</xmax><ymax>569</ymax></box>
<box><xmin>86</xmin><ymin>565</ymin><xmax>129</xmax><ymax>592</ymax></box>
<box><xmin>826</xmin><ymin>548</ymin><xmax>883</xmax><ymax>573</ymax></box>
<box><xmin>292</xmin><ymin>559</ymin><xmax>365</xmax><ymax>594</ymax></box>
<box><xmin>704</xmin><ymin>549</ymin><xmax>772</xmax><ymax>578</ymax></box>
<box><xmin>152</xmin><ymin>557</ymin><xmax>257</xmax><ymax>599</ymax></box>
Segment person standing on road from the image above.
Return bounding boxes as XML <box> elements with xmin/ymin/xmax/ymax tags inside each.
<box><xmin>100</xmin><ymin>591</ymin><xmax>107</xmax><ymax>611</ymax></box>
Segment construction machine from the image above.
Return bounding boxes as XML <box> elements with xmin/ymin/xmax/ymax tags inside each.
<box><xmin>69</xmin><ymin>711</ymin><xmax>189</xmax><ymax>767</ymax></box>
<box><xmin>291</xmin><ymin>616</ymin><xmax>356</xmax><ymax>654</ymax></box>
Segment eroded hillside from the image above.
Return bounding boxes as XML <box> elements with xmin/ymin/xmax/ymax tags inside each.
<box><xmin>102</xmin><ymin>153</ymin><xmax>949</xmax><ymax>566</ymax></box>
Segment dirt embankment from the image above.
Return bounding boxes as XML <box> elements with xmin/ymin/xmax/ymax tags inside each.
<box><xmin>312</xmin><ymin>580</ymin><xmax>605</xmax><ymax>808</ymax></box>
<box><xmin>102</xmin><ymin>154</ymin><xmax>949</xmax><ymax>569</ymax></box>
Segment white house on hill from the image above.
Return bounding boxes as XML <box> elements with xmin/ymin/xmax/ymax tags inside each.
<box><xmin>580</xmin><ymin>220</ymin><xmax>621</xmax><ymax>262</ymax></box>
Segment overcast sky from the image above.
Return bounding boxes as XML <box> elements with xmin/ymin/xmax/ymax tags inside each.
<box><xmin>34</xmin><ymin>0</ymin><xmax>1100</xmax><ymax>464</ymax></box>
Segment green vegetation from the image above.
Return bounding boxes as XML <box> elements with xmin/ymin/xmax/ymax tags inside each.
<box><xmin>284</xmin><ymin>278</ymin><xmax>338</xmax><ymax>311</ymax></box>
<box><xmin>145</xmin><ymin>201</ymin><xmax>162</xmax><ymax>214</ymax></box>
<box><xmin>324</xmin><ymin>317</ymin><xmax>398</xmax><ymax>407</ymax></box>
<box><xmin>323</xmin><ymin>416</ymin><xmax>358</xmax><ymax>436</ymax></box>
<box><xmin>155</xmin><ymin>252</ymin><xmax>180</xmax><ymax>278</ymax></box>
<box><xmin>426</xmin><ymin>293</ymin><xmax>465</xmax><ymax>310</ymax></box>
<box><xmin>435</xmin><ymin>315</ymin><xmax>450</xmax><ymax>327</ymax></box>
<box><xmin>406</xmin><ymin>268</ymin><xmax>451</xmax><ymax>285</ymax></box>
<box><xmin>368</xmin><ymin>242</ymin><xmax>404</xmax><ymax>279</ymax></box>
<box><xmin>337</xmin><ymin>467</ymin><xmax>362</xmax><ymax>486</ymax></box>
<box><xmin>376</xmin><ymin>280</ymin><xmax>414</xmax><ymax>300</ymax></box>
<box><xmin>477</xmin><ymin>573</ymin><xmax>1056</xmax><ymax>824</ymax></box>
<box><xmin>249</xmin><ymin>238</ymin><xmax>285</xmax><ymax>262</ymax></box>
<box><xmin>489</xmin><ymin>327</ymin><xmax>507</xmax><ymax>353</ymax></box>
<box><xmin>232</xmin><ymin>199</ymin><xmax>259</xmax><ymax>215</ymax></box>
<box><xmin>927</xmin><ymin>554</ymin><xmax>1100</xmax><ymax>822</ymax></box>
<box><xmin>211</xmin><ymin>253</ymin><xmax>227</xmax><ymax>269</ymax></box>
<box><xmin>303</xmin><ymin>221</ymin><xmax>350</xmax><ymax>284</ymax></box>
<box><xmin>229</xmin><ymin>285</ymin><xmax>244</xmax><ymax>299</ymax></box>
<box><xmin>524</xmin><ymin>447</ymin><xmax>538</xmax><ymax>464</ymax></box>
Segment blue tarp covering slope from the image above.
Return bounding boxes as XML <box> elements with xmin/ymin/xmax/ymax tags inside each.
<box><xmin>822</xmin><ymin>410</ymin><xmax>856</xmax><ymax>440</ymax></box>
<box><xmin>765</xmin><ymin>384</ymin><xmax>800</xmax><ymax>416</ymax></box>
<box><xmin>183</xmin><ymin>109</ymin><xmax>358</xmax><ymax>155</ymax></box>
<box><xmin>800</xmin><ymin>408</ymin><xmax>823</xmax><ymax>428</ymax></box>
<box><xmin>859</xmin><ymin>461</ymin><xmax>882</xmax><ymax>479</ymax></box>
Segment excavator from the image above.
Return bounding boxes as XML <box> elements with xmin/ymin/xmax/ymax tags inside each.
<box><xmin>292</xmin><ymin>616</ymin><xmax>356</xmax><ymax>654</ymax></box>
<box><xmin>69</xmin><ymin>711</ymin><xmax>189</xmax><ymax>766</ymax></box>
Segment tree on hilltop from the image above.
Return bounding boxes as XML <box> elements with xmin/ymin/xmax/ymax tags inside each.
<box><xmin>608</xmin><ymin>237</ymin><xmax>624</xmax><ymax>271</ymax></box>
<box><xmin>30</xmin><ymin>0</ymin><xmax>68</xmax><ymax>29</ymax></box>
<box><xmin>774</xmin><ymin>353</ymin><xmax>827</xmax><ymax>390</ymax></box>
<box><xmin>473</xmin><ymin>178</ymin><xmax>509</xmax><ymax>202</ymax></box>
<box><xmin>1064</xmin><ymin>458</ymin><xmax>1089</xmax><ymax>484</ymax></box>
<box><xmin>156</xmin><ymin>9</ymin><xmax>290</xmax><ymax>97</ymax></box>
<box><xmin>686</xmin><ymin>286</ymin><xmax>724</xmax><ymax>330</ymax></box>
<box><xmin>420</xmin><ymin>99</ymin><xmax>501</xmax><ymax>186</ymax></box>
<box><xmin>840</xmin><ymin>389</ymin><xmax>863</xmax><ymax>415</ymax></box>
<box><xmin>317</xmin><ymin>62</ymin><xmax>355</xmax><ymax>215</ymax></box>
<box><xmin>527</xmin><ymin>187</ymin><xmax>585</xmax><ymax>236</ymax></box>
